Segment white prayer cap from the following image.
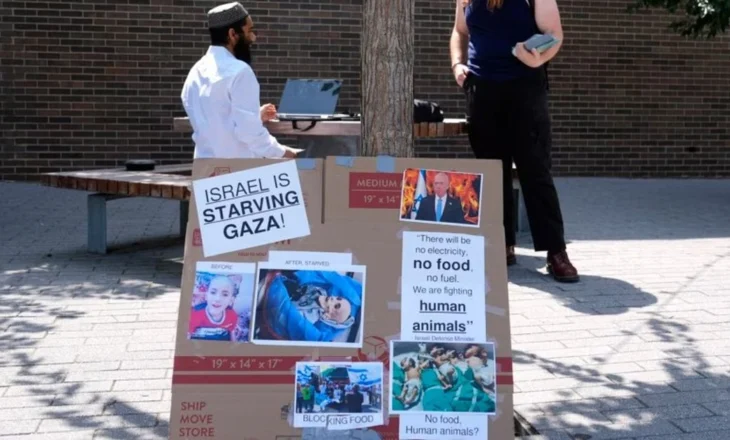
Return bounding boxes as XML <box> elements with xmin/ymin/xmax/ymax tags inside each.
<box><xmin>207</xmin><ymin>2</ymin><xmax>249</xmax><ymax>29</ymax></box>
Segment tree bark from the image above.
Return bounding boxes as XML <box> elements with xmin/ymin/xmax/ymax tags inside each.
<box><xmin>361</xmin><ymin>0</ymin><xmax>414</xmax><ymax>157</ymax></box>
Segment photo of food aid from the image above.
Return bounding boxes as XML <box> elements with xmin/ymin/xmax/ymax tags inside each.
<box><xmin>187</xmin><ymin>262</ymin><xmax>256</xmax><ymax>343</ymax></box>
<box><xmin>294</xmin><ymin>361</ymin><xmax>384</xmax><ymax>430</ymax></box>
<box><xmin>251</xmin><ymin>264</ymin><xmax>367</xmax><ymax>348</ymax></box>
<box><xmin>295</xmin><ymin>362</ymin><xmax>383</xmax><ymax>415</ymax></box>
<box><xmin>390</xmin><ymin>341</ymin><xmax>496</xmax><ymax>415</ymax></box>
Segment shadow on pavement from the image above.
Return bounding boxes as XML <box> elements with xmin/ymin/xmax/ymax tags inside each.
<box><xmin>507</xmin><ymin>255</ymin><xmax>658</xmax><ymax>315</ymax></box>
<box><xmin>514</xmin><ymin>314</ymin><xmax>730</xmax><ymax>439</ymax></box>
<box><xmin>0</xmin><ymin>247</ymin><xmax>181</xmax><ymax>438</ymax></box>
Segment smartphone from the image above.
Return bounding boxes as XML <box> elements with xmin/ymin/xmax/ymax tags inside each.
<box><xmin>512</xmin><ymin>33</ymin><xmax>561</xmax><ymax>56</ymax></box>
<box><xmin>524</xmin><ymin>33</ymin><xmax>560</xmax><ymax>53</ymax></box>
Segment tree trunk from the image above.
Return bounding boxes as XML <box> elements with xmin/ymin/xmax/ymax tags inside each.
<box><xmin>361</xmin><ymin>0</ymin><xmax>414</xmax><ymax>157</ymax></box>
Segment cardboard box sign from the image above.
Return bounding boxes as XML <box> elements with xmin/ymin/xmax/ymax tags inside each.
<box><xmin>170</xmin><ymin>157</ymin><xmax>513</xmax><ymax>440</ymax></box>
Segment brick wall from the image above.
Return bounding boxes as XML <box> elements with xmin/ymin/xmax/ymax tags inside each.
<box><xmin>1</xmin><ymin>0</ymin><xmax>728</xmax><ymax>181</ymax></box>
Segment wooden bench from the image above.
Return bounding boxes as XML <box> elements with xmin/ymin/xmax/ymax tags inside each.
<box><xmin>40</xmin><ymin>164</ymin><xmax>192</xmax><ymax>254</ymax></box>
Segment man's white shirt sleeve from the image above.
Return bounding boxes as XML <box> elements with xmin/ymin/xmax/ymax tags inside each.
<box><xmin>229</xmin><ymin>66</ymin><xmax>287</xmax><ymax>158</ymax></box>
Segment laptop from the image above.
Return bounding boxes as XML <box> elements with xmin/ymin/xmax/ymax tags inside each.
<box><xmin>275</xmin><ymin>79</ymin><xmax>355</xmax><ymax>122</ymax></box>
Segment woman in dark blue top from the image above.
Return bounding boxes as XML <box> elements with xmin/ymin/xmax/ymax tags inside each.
<box><xmin>450</xmin><ymin>0</ymin><xmax>579</xmax><ymax>283</ymax></box>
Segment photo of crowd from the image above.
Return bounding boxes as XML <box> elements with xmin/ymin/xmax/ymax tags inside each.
<box><xmin>390</xmin><ymin>341</ymin><xmax>496</xmax><ymax>414</ymax></box>
<box><xmin>294</xmin><ymin>362</ymin><xmax>383</xmax><ymax>415</ymax></box>
<box><xmin>251</xmin><ymin>265</ymin><xmax>366</xmax><ymax>348</ymax></box>
<box><xmin>187</xmin><ymin>262</ymin><xmax>255</xmax><ymax>343</ymax></box>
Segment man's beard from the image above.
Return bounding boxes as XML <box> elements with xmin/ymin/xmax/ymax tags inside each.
<box><xmin>233</xmin><ymin>37</ymin><xmax>252</xmax><ymax>65</ymax></box>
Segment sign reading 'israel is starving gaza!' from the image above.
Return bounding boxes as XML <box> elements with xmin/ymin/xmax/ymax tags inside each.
<box><xmin>192</xmin><ymin>160</ymin><xmax>310</xmax><ymax>257</ymax></box>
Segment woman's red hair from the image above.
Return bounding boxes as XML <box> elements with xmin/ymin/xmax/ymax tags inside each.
<box><xmin>465</xmin><ymin>0</ymin><xmax>504</xmax><ymax>10</ymax></box>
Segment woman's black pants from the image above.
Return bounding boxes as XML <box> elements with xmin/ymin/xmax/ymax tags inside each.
<box><xmin>464</xmin><ymin>70</ymin><xmax>566</xmax><ymax>253</ymax></box>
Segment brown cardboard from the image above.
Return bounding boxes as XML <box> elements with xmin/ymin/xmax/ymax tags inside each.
<box><xmin>170</xmin><ymin>157</ymin><xmax>513</xmax><ymax>440</ymax></box>
<box><xmin>324</xmin><ymin>157</ymin><xmax>502</xmax><ymax>227</ymax></box>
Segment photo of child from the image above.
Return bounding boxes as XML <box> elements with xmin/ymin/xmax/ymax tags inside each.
<box><xmin>399</xmin><ymin>168</ymin><xmax>483</xmax><ymax>228</ymax></box>
<box><xmin>187</xmin><ymin>262</ymin><xmax>256</xmax><ymax>343</ymax></box>
<box><xmin>251</xmin><ymin>263</ymin><xmax>367</xmax><ymax>348</ymax></box>
<box><xmin>293</xmin><ymin>361</ymin><xmax>384</xmax><ymax>429</ymax></box>
<box><xmin>389</xmin><ymin>341</ymin><xmax>496</xmax><ymax>415</ymax></box>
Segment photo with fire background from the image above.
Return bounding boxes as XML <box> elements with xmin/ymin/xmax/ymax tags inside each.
<box><xmin>399</xmin><ymin>168</ymin><xmax>482</xmax><ymax>225</ymax></box>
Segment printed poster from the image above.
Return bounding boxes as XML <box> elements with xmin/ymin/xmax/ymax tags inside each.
<box><xmin>250</xmin><ymin>263</ymin><xmax>367</xmax><ymax>348</ymax></box>
<box><xmin>388</xmin><ymin>341</ymin><xmax>496</xmax><ymax>416</ymax></box>
<box><xmin>294</xmin><ymin>361</ymin><xmax>384</xmax><ymax>430</ymax></box>
<box><xmin>399</xmin><ymin>168</ymin><xmax>483</xmax><ymax>228</ymax></box>
<box><xmin>400</xmin><ymin>230</ymin><xmax>487</xmax><ymax>342</ymax></box>
<box><xmin>390</xmin><ymin>340</ymin><xmax>495</xmax><ymax>439</ymax></box>
<box><xmin>192</xmin><ymin>160</ymin><xmax>311</xmax><ymax>257</ymax></box>
<box><xmin>399</xmin><ymin>413</ymin><xmax>488</xmax><ymax>440</ymax></box>
<box><xmin>187</xmin><ymin>261</ymin><xmax>256</xmax><ymax>343</ymax></box>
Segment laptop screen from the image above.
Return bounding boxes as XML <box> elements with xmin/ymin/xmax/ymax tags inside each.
<box><xmin>277</xmin><ymin>79</ymin><xmax>341</xmax><ymax>115</ymax></box>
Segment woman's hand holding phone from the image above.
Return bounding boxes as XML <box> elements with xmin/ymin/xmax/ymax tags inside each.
<box><xmin>513</xmin><ymin>42</ymin><xmax>544</xmax><ymax>69</ymax></box>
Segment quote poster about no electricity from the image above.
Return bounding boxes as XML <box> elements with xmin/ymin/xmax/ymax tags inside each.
<box><xmin>400</xmin><ymin>230</ymin><xmax>487</xmax><ymax>342</ymax></box>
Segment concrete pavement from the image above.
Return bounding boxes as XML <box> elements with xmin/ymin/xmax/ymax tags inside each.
<box><xmin>1</xmin><ymin>177</ymin><xmax>730</xmax><ymax>439</ymax></box>
<box><xmin>0</xmin><ymin>182</ymin><xmax>180</xmax><ymax>439</ymax></box>
<box><xmin>511</xmin><ymin>178</ymin><xmax>730</xmax><ymax>439</ymax></box>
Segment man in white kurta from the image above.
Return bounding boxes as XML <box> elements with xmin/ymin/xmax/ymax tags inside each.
<box><xmin>181</xmin><ymin>2</ymin><xmax>299</xmax><ymax>159</ymax></box>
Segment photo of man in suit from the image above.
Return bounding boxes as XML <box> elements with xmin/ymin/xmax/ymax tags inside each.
<box><xmin>415</xmin><ymin>172</ymin><xmax>467</xmax><ymax>224</ymax></box>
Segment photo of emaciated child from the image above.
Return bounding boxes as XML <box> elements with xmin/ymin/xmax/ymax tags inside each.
<box><xmin>251</xmin><ymin>264</ymin><xmax>367</xmax><ymax>348</ymax></box>
<box><xmin>187</xmin><ymin>262</ymin><xmax>255</xmax><ymax>343</ymax></box>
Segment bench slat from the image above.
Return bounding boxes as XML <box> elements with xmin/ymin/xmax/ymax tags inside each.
<box><xmin>40</xmin><ymin>166</ymin><xmax>192</xmax><ymax>201</ymax></box>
